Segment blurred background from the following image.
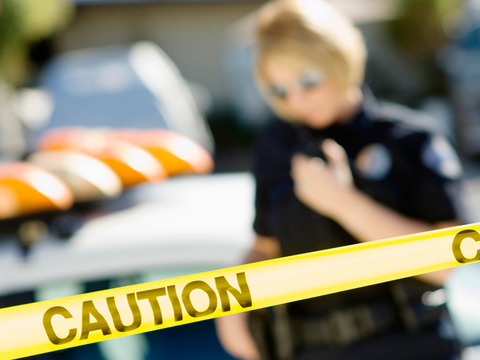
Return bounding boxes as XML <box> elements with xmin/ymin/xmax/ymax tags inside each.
<box><xmin>3</xmin><ymin>0</ymin><xmax>480</xmax><ymax>359</ymax></box>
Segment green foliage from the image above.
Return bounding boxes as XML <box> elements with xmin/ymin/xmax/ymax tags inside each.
<box><xmin>387</xmin><ymin>0</ymin><xmax>461</xmax><ymax>58</ymax></box>
<box><xmin>0</xmin><ymin>0</ymin><xmax>74</xmax><ymax>86</ymax></box>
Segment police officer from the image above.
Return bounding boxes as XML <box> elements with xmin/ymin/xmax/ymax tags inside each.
<box><xmin>215</xmin><ymin>1</ymin><xmax>463</xmax><ymax>359</ymax></box>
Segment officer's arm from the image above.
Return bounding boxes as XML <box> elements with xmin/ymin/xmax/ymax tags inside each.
<box><xmin>215</xmin><ymin>235</ymin><xmax>280</xmax><ymax>360</ymax></box>
<box><xmin>291</xmin><ymin>141</ymin><xmax>459</xmax><ymax>286</ymax></box>
<box><xmin>326</xmin><ymin>187</ymin><xmax>455</xmax><ymax>241</ymax></box>
<box><xmin>291</xmin><ymin>141</ymin><xmax>442</xmax><ymax>240</ymax></box>
<box><xmin>245</xmin><ymin>234</ymin><xmax>282</xmax><ymax>262</ymax></box>
<box><xmin>324</xmin><ymin>188</ymin><xmax>458</xmax><ymax>285</ymax></box>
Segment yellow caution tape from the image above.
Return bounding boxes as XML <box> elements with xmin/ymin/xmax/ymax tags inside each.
<box><xmin>2</xmin><ymin>223</ymin><xmax>480</xmax><ymax>359</ymax></box>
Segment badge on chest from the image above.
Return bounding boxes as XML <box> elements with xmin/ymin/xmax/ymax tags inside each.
<box><xmin>355</xmin><ymin>143</ymin><xmax>392</xmax><ymax>181</ymax></box>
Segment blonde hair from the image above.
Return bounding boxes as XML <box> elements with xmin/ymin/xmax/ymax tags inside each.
<box><xmin>255</xmin><ymin>0</ymin><xmax>367</xmax><ymax>120</ymax></box>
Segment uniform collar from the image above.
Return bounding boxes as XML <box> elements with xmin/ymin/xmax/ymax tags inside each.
<box><xmin>341</xmin><ymin>86</ymin><xmax>377</xmax><ymax>128</ymax></box>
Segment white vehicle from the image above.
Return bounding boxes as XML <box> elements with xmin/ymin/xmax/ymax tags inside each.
<box><xmin>0</xmin><ymin>42</ymin><xmax>251</xmax><ymax>360</ymax></box>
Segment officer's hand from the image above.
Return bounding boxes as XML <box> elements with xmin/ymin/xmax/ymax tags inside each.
<box><xmin>291</xmin><ymin>139</ymin><xmax>354</xmax><ymax>218</ymax></box>
<box><xmin>215</xmin><ymin>312</ymin><xmax>261</xmax><ymax>360</ymax></box>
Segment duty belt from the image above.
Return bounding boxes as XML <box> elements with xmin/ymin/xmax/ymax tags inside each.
<box><xmin>290</xmin><ymin>300</ymin><xmax>398</xmax><ymax>348</ymax></box>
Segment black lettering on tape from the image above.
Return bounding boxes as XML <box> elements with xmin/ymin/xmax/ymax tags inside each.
<box><xmin>43</xmin><ymin>306</ymin><xmax>77</xmax><ymax>345</ymax></box>
<box><xmin>215</xmin><ymin>272</ymin><xmax>252</xmax><ymax>312</ymax></box>
<box><xmin>137</xmin><ymin>288</ymin><xmax>167</xmax><ymax>325</ymax></box>
<box><xmin>167</xmin><ymin>286</ymin><xmax>183</xmax><ymax>321</ymax></box>
<box><xmin>106</xmin><ymin>293</ymin><xmax>142</xmax><ymax>332</ymax></box>
<box><xmin>80</xmin><ymin>301</ymin><xmax>112</xmax><ymax>340</ymax></box>
<box><xmin>182</xmin><ymin>281</ymin><xmax>217</xmax><ymax>318</ymax></box>
<box><xmin>452</xmin><ymin>229</ymin><xmax>480</xmax><ymax>263</ymax></box>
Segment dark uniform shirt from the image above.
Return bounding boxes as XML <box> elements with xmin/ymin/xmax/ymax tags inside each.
<box><xmin>252</xmin><ymin>91</ymin><xmax>463</xmax><ymax>348</ymax></box>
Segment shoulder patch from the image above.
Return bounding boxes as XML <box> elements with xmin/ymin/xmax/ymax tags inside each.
<box><xmin>355</xmin><ymin>143</ymin><xmax>392</xmax><ymax>181</ymax></box>
<box><xmin>421</xmin><ymin>136</ymin><xmax>462</xmax><ymax>179</ymax></box>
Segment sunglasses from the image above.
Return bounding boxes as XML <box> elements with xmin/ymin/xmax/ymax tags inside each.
<box><xmin>269</xmin><ymin>70</ymin><xmax>324</xmax><ymax>99</ymax></box>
